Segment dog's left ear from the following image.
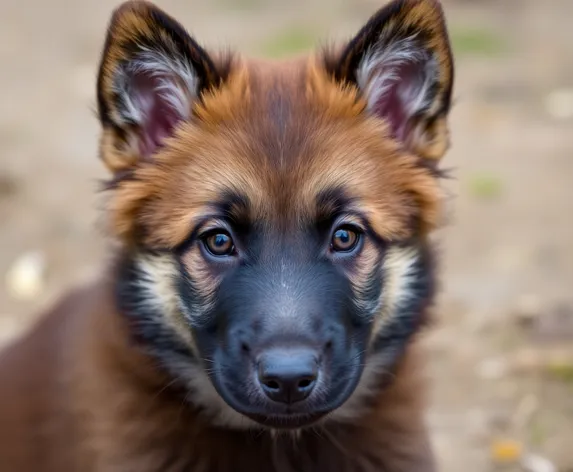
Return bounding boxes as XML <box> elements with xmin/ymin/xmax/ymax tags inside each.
<box><xmin>326</xmin><ymin>0</ymin><xmax>454</xmax><ymax>162</ymax></box>
<box><xmin>96</xmin><ymin>1</ymin><xmax>229</xmax><ymax>176</ymax></box>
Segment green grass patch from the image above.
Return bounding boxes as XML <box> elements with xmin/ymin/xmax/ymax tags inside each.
<box><xmin>259</xmin><ymin>27</ymin><xmax>318</xmax><ymax>58</ymax></box>
<box><xmin>451</xmin><ymin>28</ymin><xmax>505</xmax><ymax>56</ymax></box>
<box><xmin>468</xmin><ymin>173</ymin><xmax>504</xmax><ymax>200</ymax></box>
<box><xmin>546</xmin><ymin>361</ymin><xmax>573</xmax><ymax>383</ymax></box>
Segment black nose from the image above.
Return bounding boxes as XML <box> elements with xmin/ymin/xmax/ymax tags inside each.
<box><xmin>257</xmin><ymin>348</ymin><xmax>318</xmax><ymax>404</ymax></box>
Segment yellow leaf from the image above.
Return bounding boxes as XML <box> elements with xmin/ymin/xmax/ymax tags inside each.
<box><xmin>491</xmin><ymin>439</ymin><xmax>523</xmax><ymax>463</ymax></box>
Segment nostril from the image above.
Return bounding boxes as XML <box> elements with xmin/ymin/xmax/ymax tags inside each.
<box><xmin>324</xmin><ymin>340</ymin><xmax>333</xmax><ymax>350</ymax></box>
<box><xmin>241</xmin><ymin>342</ymin><xmax>251</xmax><ymax>354</ymax></box>
<box><xmin>262</xmin><ymin>378</ymin><xmax>281</xmax><ymax>391</ymax></box>
<box><xmin>297</xmin><ymin>377</ymin><xmax>314</xmax><ymax>389</ymax></box>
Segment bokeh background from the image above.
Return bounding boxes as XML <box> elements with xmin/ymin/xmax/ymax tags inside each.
<box><xmin>1</xmin><ymin>0</ymin><xmax>572</xmax><ymax>470</ymax></box>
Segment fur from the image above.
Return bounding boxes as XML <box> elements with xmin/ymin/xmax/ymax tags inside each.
<box><xmin>0</xmin><ymin>0</ymin><xmax>454</xmax><ymax>470</ymax></box>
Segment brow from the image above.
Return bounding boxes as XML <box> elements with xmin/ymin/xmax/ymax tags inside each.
<box><xmin>315</xmin><ymin>186</ymin><xmax>357</xmax><ymax>224</ymax></box>
<box><xmin>314</xmin><ymin>186</ymin><xmax>388</xmax><ymax>242</ymax></box>
<box><xmin>209</xmin><ymin>190</ymin><xmax>252</xmax><ymax>229</ymax></box>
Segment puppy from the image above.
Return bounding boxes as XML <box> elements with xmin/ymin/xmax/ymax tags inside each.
<box><xmin>0</xmin><ymin>1</ymin><xmax>454</xmax><ymax>470</ymax></box>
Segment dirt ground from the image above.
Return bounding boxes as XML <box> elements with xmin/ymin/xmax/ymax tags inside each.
<box><xmin>1</xmin><ymin>0</ymin><xmax>572</xmax><ymax>470</ymax></box>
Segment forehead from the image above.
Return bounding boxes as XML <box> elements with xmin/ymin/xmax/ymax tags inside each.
<box><xmin>123</xmin><ymin>59</ymin><xmax>434</xmax><ymax>247</ymax></box>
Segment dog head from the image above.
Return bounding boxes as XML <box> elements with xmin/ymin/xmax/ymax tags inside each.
<box><xmin>97</xmin><ymin>0</ymin><xmax>453</xmax><ymax>430</ymax></box>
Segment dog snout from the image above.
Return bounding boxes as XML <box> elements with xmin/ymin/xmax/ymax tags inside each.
<box><xmin>256</xmin><ymin>347</ymin><xmax>318</xmax><ymax>404</ymax></box>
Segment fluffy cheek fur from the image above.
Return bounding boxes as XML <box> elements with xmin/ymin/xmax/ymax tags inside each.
<box><xmin>331</xmin><ymin>243</ymin><xmax>432</xmax><ymax>422</ymax></box>
<box><xmin>116</xmin><ymin>250</ymin><xmax>255</xmax><ymax>429</ymax></box>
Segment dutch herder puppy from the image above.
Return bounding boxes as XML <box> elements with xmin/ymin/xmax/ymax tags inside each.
<box><xmin>0</xmin><ymin>0</ymin><xmax>454</xmax><ymax>470</ymax></box>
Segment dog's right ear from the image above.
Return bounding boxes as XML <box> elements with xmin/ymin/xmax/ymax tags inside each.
<box><xmin>97</xmin><ymin>1</ymin><xmax>225</xmax><ymax>176</ymax></box>
<box><xmin>325</xmin><ymin>0</ymin><xmax>454</xmax><ymax>163</ymax></box>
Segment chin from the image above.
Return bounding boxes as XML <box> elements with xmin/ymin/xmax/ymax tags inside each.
<box><xmin>244</xmin><ymin>412</ymin><xmax>328</xmax><ymax>430</ymax></box>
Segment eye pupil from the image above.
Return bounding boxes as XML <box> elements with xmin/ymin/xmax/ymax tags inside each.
<box><xmin>214</xmin><ymin>234</ymin><xmax>228</xmax><ymax>247</ymax></box>
<box><xmin>205</xmin><ymin>232</ymin><xmax>234</xmax><ymax>256</ymax></box>
<box><xmin>337</xmin><ymin>230</ymin><xmax>350</xmax><ymax>243</ymax></box>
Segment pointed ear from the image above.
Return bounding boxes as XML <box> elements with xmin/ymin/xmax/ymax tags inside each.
<box><xmin>96</xmin><ymin>1</ymin><xmax>228</xmax><ymax>175</ymax></box>
<box><xmin>326</xmin><ymin>0</ymin><xmax>454</xmax><ymax>162</ymax></box>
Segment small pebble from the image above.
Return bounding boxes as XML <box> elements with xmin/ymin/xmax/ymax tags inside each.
<box><xmin>5</xmin><ymin>251</ymin><xmax>46</xmax><ymax>300</ymax></box>
<box><xmin>545</xmin><ymin>88</ymin><xmax>573</xmax><ymax>120</ymax></box>
<box><xmin>513</xmin><ymin>293</ymin><xmax>542</xmax><ymax>327</ymax></box>
<box><xmin>521</xmin><ymin>453</ymin><xmax>556</xmax><ymax>472</ymax></box>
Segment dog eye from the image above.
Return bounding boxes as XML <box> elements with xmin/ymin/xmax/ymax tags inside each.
<box><xmin>203</xmin><ymin>231</ymin><xmax>235</xmax><ymax>256</ymax></box>
<box><xmin>331</xmin><ymin>226</ymin><xmax>360</xmax><ymax>252</ymax></box>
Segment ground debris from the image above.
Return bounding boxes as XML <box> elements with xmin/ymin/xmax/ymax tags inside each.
<box><xmin>491</xmin><ymin>438</ymin><xmax>523</xmax><ymax>464</ymax></box>
<box><xmin>545</xmin><ymin>88</ymin><xmax>573</xmax><ymax>120</ymax></box>
<box><xmin>4</xmin><ymin>251</ymin><xmax>46</xmax><ymax>300</ymax></box>
<box><xmin>521</xmin><ymin>453</ymin><xmax>556</xmax><ymax>472</ymax></box>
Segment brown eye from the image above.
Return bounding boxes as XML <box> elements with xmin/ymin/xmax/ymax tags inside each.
<box><xmin>331</xmin><ymin>227</ymin><xmax>360</xmax><ymax>252</ymax></box>
<box><xmin>204</xmin><ymin>232</ymin><xmax>235</xmax><ymax>256</ymax></box>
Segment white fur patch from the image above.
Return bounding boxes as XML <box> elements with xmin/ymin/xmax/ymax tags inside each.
<box><xmin>134</xmin><ymin>253</ymin><xmax>179</xmax><ymax>314</ymax></box>
<box><xmin>378</xmin><ymin>245</ymin><xmax>421</xmax><ymax>327</ymax></box>
<box><xmin>132</xmin><ymin>252</ymin><xmax>257</xmax><ymax>429</ymax></box>
<box><xmin>132</xmin><ymin>252</ymin><xmax>201</xmax><ymax>356</ymax></box>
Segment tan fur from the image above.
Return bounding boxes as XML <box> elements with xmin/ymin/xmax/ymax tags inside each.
<box><xmin>108</xmin><ymin>61</ymin><xmax>441</xmax><ymax>247</ymax></box>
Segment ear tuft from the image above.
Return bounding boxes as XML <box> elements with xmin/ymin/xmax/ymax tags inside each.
<box><xmin>327</xmin><ymin>0</ymin><xmax>454</xmax><ymax>161</ymax></box>
<box><xmin>97</xmin><ymin>1</ymin><xmax>226</xmax><ymax>172</ymax></box>
<box><xmin>357</xmin><ymin>35</ymin><xmax>437</xmax><ymax>141</ymax></box>
<box><xmin>113</xmin><ymin>47</ymin><xmax>196</xmax><ymax>158</ymax></box>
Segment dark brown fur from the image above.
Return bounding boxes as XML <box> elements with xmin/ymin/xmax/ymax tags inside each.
<box><xmin>0</xmin><ymin>277</ymin><xmax>434</xmax><ymax>471</ymax></box>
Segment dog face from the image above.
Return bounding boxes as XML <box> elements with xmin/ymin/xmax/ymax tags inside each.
<box><xmin>97</xmin><ymin>0</ymin><xmax>453</xmax><ymax>430</ymax></box>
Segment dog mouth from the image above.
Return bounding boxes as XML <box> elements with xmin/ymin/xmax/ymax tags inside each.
<box><xmin>214</xmin><ymin>381</ymin><xmax>334</xmax><ymax>429</ymax></box>
<box><xmin>214</xmin><ymin>378</ymin><xmax>361</xmax><ymax>430</ymax></box>
<box><xmin>206</xmin><ymin>354</ymin><xmax>367</xmax><ymax>430</ymax></box>
<box><xmin>209</xmin><ymin>372</ymin><xmax>339</xmax><ymax>430</ymax></box>
<box><xmin>244</xmin><ymin>411</ymin><xmax>328</xmax><ymax>429</ymax></box>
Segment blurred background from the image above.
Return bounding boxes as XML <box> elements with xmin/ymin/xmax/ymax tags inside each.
<box><xmin>1</xmin><ymin>0</ymin><xmax>572</xmax><ymax>470</ymax></box>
